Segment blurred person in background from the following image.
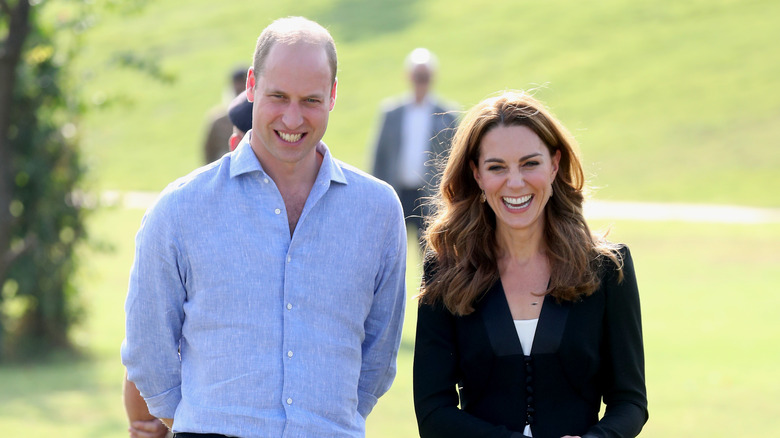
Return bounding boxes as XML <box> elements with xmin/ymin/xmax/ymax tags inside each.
<box><xmin>370</xmin><ymin>47</ymin><xmax>457</xmax><ymax>242</ymax></box>
<box><xmin>122</xmin><ymin>84</ymin><xmax>255</xmax><ymax>438</ymax></box>
<box><xmin>202</xmin><ymin>66</ymin><xmax>246</xmax><ymax>163</ymax></box>
<box><xmin>122</xmin><ymin>16</ymin><xmax>406</xmax><ymax>438</ymax></box>
<box><xmin>413</xmin><ymin>91</ymin><xmax>648</xmax><ymax>438</ymax></box>
<box><xmin>226</xmin><ymin>90</ymin><xmax>252</xmax><ymax>151</ymax></box>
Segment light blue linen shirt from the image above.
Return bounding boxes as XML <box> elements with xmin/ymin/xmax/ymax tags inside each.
<box><xmin>121</xmin><ymin>137</ymin><xmax>407</xmax><ymax>438</ymax></box>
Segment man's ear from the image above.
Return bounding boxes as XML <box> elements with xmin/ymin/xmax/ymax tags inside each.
<box><xmin>328</xmin><ymin>79</ymin><xmax>337</xmax><ymax>111</ymax></box>
<box><xmin>246</xmin><ymin>68</ymin><xmax>256</xmax><ymax>102</ymax></box>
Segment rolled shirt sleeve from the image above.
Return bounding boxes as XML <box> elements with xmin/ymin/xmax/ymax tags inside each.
<box><xmin>121</xmin><ymin>190</ymin><xmax>188</xmax><ymax>419</ymax></box>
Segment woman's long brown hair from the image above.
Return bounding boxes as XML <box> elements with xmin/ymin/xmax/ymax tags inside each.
<box><xmin>420</xmin><ymin>91</ymin><xmax>622</xmax><ymax>316</ymax></box>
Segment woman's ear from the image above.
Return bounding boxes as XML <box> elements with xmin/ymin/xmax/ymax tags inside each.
<box><xmin>551</xmin><ymin>149</ymin><xmax>561</xmax><ymax>178</ymax></box>
<box><xmin>470</xmin><ymin>160</ymin><xmax>481</xmax><ymax>187</ymax></box>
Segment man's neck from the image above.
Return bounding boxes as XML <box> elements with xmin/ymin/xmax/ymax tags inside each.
<box><xmin>266</xmin><ymin>150</ymin><xmax>324</xmax><ymax>236</ymax></box>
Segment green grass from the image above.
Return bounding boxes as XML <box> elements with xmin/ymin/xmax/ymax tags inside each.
<box><xmin>1</xmin><ymin>212</ymin><xmax>778</xmax><ymax>437</ymax></box>
<box><xmin>3</xmin><ymin>0</ymin><xmax>779</xmax><ymax>436</ymax></box>
<box><xmin>67</xmin><ymin>0</ymin><xmax>779</xmax><ymax>206</ymax></box>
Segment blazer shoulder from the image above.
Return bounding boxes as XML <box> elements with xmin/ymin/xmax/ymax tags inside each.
<box><xmin>379</xmin><ymin>96</ymin><xmax>410</xmax><ymax>114</ymax></box>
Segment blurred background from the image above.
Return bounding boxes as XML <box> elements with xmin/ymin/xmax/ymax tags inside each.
<box><xmin>1</xmin><ymin>0</ymin><xmax>778</xmax><ymax>436</ymax></box>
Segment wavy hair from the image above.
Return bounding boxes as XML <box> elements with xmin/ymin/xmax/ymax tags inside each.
<box><xmin>420</xmin><ymin>91</ymin><xmax>622</xmax><ymax>315</ymax></box>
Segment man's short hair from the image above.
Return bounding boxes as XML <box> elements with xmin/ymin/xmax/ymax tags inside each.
<box><xmin>253</xmin><ymin>17</ymin><xmax>338</xmax><ymax>85</ymax></box>
<box><xmin>405</xmin><ymin>47</ymin><xmax>438</xmax><ymax>73</ymax></box>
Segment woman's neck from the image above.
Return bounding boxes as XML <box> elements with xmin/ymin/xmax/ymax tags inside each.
<box><xmin>495</xmin><ymin>222</ymin><xmax>546</xmax><ymax>264</ymax></box>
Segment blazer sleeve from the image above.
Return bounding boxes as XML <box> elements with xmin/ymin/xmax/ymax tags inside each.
<box><xmin>413</xmin><ymin>262</ymin><xmax>527</xmax><ymax>438</ymax></box>
<box><xmin>582</xmin><ymin>246</ymin><xmax>649</xmax><ymax>438</ymax></box>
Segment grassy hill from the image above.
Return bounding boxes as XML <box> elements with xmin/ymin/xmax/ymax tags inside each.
<box><xmin>74</xmin><ymin>0</ymin><xmax>779</xmax><ymax>206</ymax></box>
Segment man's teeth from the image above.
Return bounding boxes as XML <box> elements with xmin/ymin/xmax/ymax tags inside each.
<box><xmin>278</xmin><ymin>132</ymin><xmax>303</xmax><ymax>142</ymax></box>
<box><xmin>503</xmin><ymin>194</ymin><xmax>532</xmax><ymax>208</ymax></box>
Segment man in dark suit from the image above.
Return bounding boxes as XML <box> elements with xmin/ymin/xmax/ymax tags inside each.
<box><xmin>370</xmin><ymin>48</ymin><xmax>457</xmax><ymax>239</ymax></box>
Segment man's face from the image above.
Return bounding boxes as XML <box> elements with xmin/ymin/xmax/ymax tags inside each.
<box><xmin>247</xmin><ymin>42</ymin><xmax>337</xmax><ymax>173</ymax></box>
<box><xmin>410</xmin><ymin>64</ymin><xmax>431</xmax><ymax>101</ymax></box>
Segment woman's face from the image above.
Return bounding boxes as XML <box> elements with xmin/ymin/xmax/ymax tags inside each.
<box><xmin>471</xmin><ymin>124</ymin><xmax>560</xmax><ymax>235</ymax></box>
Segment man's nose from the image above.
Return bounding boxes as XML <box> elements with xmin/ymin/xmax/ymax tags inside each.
<box><xmin>282</xmin><ymin>103</ymin><xmax>303</xmax><ymax>128</ymax></box>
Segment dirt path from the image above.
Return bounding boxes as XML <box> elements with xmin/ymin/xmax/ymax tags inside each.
<box><xmin>101</xmin><ymin>190</ymin><xmax>780</xmax><ymax>224</ymax></box>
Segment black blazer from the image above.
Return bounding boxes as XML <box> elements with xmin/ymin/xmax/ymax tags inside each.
<box><xmin>413</xmin><ymin>246</ymin><xmax>648</xmax><ymax>438</ymax></box>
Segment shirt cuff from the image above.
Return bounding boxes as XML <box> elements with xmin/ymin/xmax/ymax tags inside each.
<box><xmin>144</xmin><ymin>385</ymin><xmax>182</xmax><ymax>419</ymax></box>
<box><xmin>357</xmin><ymin>389</ymin><xmax>379</xmax><ymax>418</ymax></box>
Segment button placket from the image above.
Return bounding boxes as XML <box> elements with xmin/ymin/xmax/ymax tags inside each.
<box><xmin>524</xmin><ymin>356</ymin><xmax>535</xmax><ymax>426</ymax></box>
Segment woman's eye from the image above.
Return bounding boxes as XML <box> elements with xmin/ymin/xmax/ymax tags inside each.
<box><xmin>524</xmin><ymin>161</ymin><xmax>540</xmax><ymax>167</ymax></box>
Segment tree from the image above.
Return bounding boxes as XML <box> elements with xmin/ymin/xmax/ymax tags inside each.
<box><xmin>0</xmin><ymin>0</ymin><xmax>88</xmax><ymax>360</ymax></box>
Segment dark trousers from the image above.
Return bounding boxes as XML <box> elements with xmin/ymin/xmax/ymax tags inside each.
<box><xmin>398</xmin><ymin>187</ymin><xmax>426</xmax><ymax>242</ymax></box>
<box><xmin>173</xmin><ymin>434</ymin><xmax>231</xmax><ymax>438</ymax></box>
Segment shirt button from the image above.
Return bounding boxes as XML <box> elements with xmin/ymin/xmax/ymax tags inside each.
<box><xmin>287</xmin><ymin>350</ymin><xmax>294</xmax><ymax>358</ymax></box>
<box><xmin>286</xmin><ymin>398</ymin><xmax>293</xmax><ymax>405</ymax></box>
<box><xmin>287</xmin><ymin>256</ymin><xmax>291</xmax><ymax>263</ymax></box>
<box><xmin>263</xmin><ymin>178</ymin><xmax>269</xmax><ymax>183</ymax></box>
<box><xmin>274</xmin><ymin>208</ymin><xmax>281</xmax><ymax>215</ymax></box>
<box><xmin>286</xmin><ymin>303</ymin><xmax>293</xmax><ymax>310</ymax></box>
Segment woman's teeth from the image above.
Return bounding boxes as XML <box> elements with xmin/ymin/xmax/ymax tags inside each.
<box><xmin>503</xmin><ymin>194</ymin><xmax>532</xmax><ymax>209</ymax></box>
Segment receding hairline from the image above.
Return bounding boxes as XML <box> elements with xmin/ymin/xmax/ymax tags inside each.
<box><xmin>254</xmin><ymin>17</ymin><xmax>338</xmax><ymax>84</ymax></box>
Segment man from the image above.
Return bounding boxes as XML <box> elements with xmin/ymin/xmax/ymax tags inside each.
<box><xmin>202</xmin><ymin>66</ymin><xmax>247</xmax><ymax>163</ymax></box>
<box><xmin>370</xmin><ymin>48</ymin><xmax>457</xmax><ymax>238</ymax></box>
<box><xmin>122</xmin><ymin>17</ymin><xmax>407</xmax><ymax>438</ymax></box>
<box><xmin>122</xmin><ymin>88</ymin><xmax>256</xmax><ymax>438</ymax></box>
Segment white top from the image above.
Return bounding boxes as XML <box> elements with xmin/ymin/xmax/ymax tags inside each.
<box><xmin>513</xmin><ymin>318</ymin><xmax>539</xmax><ymax>356</ymax></box>
<box><xmin>399</xmin><ymin>99</ymin><xmax>434</xmax><ymax>188</ymax></box>
<box><xmin>514</xmin><ymin>318</ymin><xmax>539</xmax><ymax>437</ymax></box>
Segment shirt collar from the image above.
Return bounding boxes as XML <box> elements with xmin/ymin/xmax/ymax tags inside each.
<box><xmin>229</xmin><ymin>131</ymin><xmax>347</xmax><ymax>186</ymax></box>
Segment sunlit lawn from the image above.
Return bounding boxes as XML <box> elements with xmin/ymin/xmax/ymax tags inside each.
<box><xmin>1</xmin><ymin>209</ymin><xmax>778</xmax><ymax>437</ymax></box>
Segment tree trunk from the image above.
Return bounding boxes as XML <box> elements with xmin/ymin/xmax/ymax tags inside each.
<box><xmin>0</xmin><ymin>0</ymin><xmax>31</xmax><ymax>280</ymax></box>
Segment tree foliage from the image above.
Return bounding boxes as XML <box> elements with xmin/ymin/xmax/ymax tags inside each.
<box><xmin>0</xmin><ymin>0</ymin><xmax>88</xmax><ymax>360</ymax></box>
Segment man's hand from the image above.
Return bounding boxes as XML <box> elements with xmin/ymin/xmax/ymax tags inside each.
<box><xmin>128</xmin><ymin>418</ymin><xmax>169</xmax><ymax>438</ymax></box>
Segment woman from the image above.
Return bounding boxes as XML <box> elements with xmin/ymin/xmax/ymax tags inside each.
<box><xmin>413</xmin><ymin>91</ymin><xmax>648</xmax><ymax>438</ymax></box>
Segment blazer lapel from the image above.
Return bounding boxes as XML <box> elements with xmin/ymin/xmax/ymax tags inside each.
<box><xmin>531</xmin><ymin>294</ymin><xmax>570</xmax><ymax>355</ymax></box>
<box><xmin>481</xmin><ymin>280</ymin><xmax>571</xmax><ymax>357</ymax></box>
<box><xmin>480</xmin><ymin>280</ymin><xmax>524</xmax><ymax>357</ymax></box>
